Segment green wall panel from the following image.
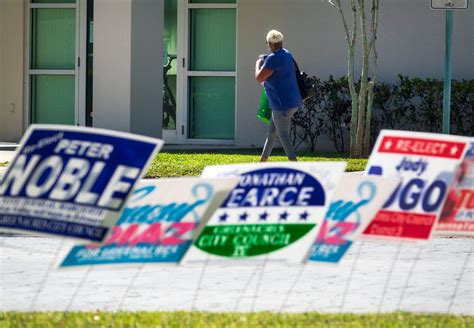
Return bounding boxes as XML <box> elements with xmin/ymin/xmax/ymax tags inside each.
<box><xmin>32</xmin><ymin>1</ymin><xmax>76</xmax><ymax>3</ymax></box>
<box><xmin>189</xmin><ymin>77</ymin><xmax>235</xmax><ymax>139</ymax></box>
<box><xmin>189</xmin><ymin>9</ymin><xmax>236</xmax><ymax>71</ymax></box>
<box><xmin>164</xmin><ymin>0</ymin><xmax>178</xmax><ymax>74</ymax></box>
<box><xmin>31</xmin><ymin>75</ymin><xmax>75</xmax><ymax>124</ymax></box>
<box><xmin>31</xmin><ymin>8</ymin><xmax>76</xmax><ymax>69</ymax></box>
<box><xmin>190</xmin><ymin>0</ymin><xmax>236</xmax><ymax>3</ymax></box>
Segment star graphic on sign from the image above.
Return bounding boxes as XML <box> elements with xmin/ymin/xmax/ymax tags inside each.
<box><xmin>299</xmin><ymin>211</ymin><xmax>309</xmax><ymax>221</ymax></box>
<box><xmin>450</xmin><ymin>146</ymin><xmax>459</xmax><ymax>155</ymax></box>
<box><xmin>239</xmin><ymin>212</ymin><xmax>249</xmax><ymax>222</ymax></box>
<box><xmin>279</xmin><ymin>211</ymin><xmax>289</xmax><ymax>221</ymax></box>
<box><xmin>259</xmin><ymin>211</ymin><xmax>269</xmax><ymax>221</ymax></box>
<box><xmin>219</xmin><ymin>212</ymin><xmax>228</xmax><ymax>222</ymax></box>
<box><xmin>384</xmin><ymin>139</ymin><xmax>393</xmax><ymax>150</ymax></box>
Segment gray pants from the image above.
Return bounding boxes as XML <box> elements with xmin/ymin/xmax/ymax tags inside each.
<box><xmin>261</xmin><ymin>107</ymin><xmax>298</xmax><ymax>160</ymax></box>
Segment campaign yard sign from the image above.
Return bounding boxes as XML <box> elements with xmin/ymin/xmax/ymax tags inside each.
<box><xmin>363</xmin><ymin>130</ymin><xmax>471</xmax><ymax>241</ymax></box>
<box><xmin>0</xmin><ymin>125</ymin><xmax>163</xmax><ymax>242</ymax></box>
<box><xmin>436</xmin><ymin>140</ymin><xmax>474</xmax><ymax>235</ymax></box>
<box><xmin>60</xmin><ymin>177</ymin><xmax>238</xmax><ymax>267</ymax></box>
<box><xmin>182</xmin><ymin>162</ymin><xmax>346</xmax><ymax>264</ymax></box>
<box><xmin>308</xmin><ymin>175</ymin><xmax>399</xmax><ymax>263</ymax></box>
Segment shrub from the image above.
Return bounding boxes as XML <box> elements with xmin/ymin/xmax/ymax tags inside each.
<box><xmin>290</xmin><ymin>76</ymin><xmax>325</xmax><ymax>152</ymax></box>
<box><xmin>292</xmin><ymin>76</ymin><xmax>474</xmax><ymax>153</ymax></box>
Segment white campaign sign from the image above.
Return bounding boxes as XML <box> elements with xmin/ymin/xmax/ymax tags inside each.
<box><xmin>60</xmin><ymin>177</ymin><xmax>238</xmax><ymax>267</ymax></box>
<box><xmin>182</xmin><ymin>162</ymin><xmax>346</xmax><ymax>264</ymax></box>
<box><xmin>307</xmin><ymin>175</ymin><xmax>399</xmax><ymax>263</ymax></box>
<box><xmin>362</xmin><ymin>130</ymin><xmax>471</xmax><ymax>242</ymax></box>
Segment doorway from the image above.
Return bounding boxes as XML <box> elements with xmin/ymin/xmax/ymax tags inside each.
<box><xmin>27</xmin><ymin>0</ymin><xmax>87</xmax><ymax>126</ymax></box>
<box><xmin>163</xmin><ymin>0</ymin><xmax>237</xmax><ymax>144</ymax></box>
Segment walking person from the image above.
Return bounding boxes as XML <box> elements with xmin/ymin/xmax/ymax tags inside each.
<box><xmin>255</xmin><ymin>30</ymin><xmax>302</xmax><ymax>162</ymax></box>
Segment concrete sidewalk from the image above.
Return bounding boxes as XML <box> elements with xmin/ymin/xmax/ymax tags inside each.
<box><xmin>1</xmin><ymin>236</ymin><xmax>472</xmax><ymax>314</ymax></box>
<box><xmin>0</xmin><ymin>143</ymin><xmax>17</xmax><ymax>163</ymax></box>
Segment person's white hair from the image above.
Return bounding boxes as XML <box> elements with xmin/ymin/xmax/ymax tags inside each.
<box><xmin>266</xmin><ymin>30</ymin><xmax>284</xmax><ymax>44</ymax></box>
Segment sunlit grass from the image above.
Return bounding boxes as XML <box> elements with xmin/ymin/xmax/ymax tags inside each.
<box><xmin>145</xmin><ymin>150</ymin><xmax>367</xmax><ymax>178</ymax></box>
<box><xmin>0</xmin><ymin>150</ymin><xmax>367</xmax><ymax>177</ymax></box>
<box><xmin>1</xmin><ymin>311</ymin><xmax>472</xmax><ymax>328</ymax></box>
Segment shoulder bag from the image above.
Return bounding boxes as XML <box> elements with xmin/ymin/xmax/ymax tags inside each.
<box><xmin>292</xmin><ymin>58</ymin><xmax>316</xmax><ymax>102</ymax></box>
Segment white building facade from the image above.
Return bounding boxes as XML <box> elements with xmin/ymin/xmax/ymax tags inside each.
<box><xmin>0</xmin><ymin>0</ymin><xmax>472</xmax><ymax>149</ymax></box>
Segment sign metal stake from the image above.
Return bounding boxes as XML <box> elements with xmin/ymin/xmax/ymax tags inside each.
<box><xmin>443</xmin><ymin>9</ymin><xmax>453</xmax><ymax>134</ymax></box>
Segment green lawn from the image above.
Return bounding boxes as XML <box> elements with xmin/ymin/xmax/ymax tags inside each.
<box><xmin>145</xmin><ymin>150</ymin><xmax>367</xmax><ymax>178</ymax></box>
<box><xmin>0</xmin><ymin>151</ymin><xmax>367</xmax><ymax>177</ymax></box>
<box><xmin>1</xmin><ymin>311</ymin><xmax>472</xmax><ymax>328</ymax></box>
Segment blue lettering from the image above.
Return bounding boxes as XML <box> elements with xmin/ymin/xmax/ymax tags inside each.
<box><xmin>326</xmin><ymin>180</ymin><xmax>376</xmax><ymax>223</ymax></box>
<box><xmin>399</xmin><ymin>178</ymin><xmax>424</xmax><ymax>210</ymax></box>
<box><xmin>422</xmin><ymin>180</ymin><xmax>446</xmax><ymax>212</ymax></box>
<box><xmin>384</xmin><ymin>178</ymin><xmax>447</xmax><ymax>212</ymax></box>
<box><xmin>117</xmin><ymin>182</ymin><xmax>213</xmax><ymax>225</ymax></box>
<box><xmin>326</xmin><ymin>200</ymin><xmax>367</xmax><ymax>222</ymax></box>
<box><xmin>383</xmin><ymin>183</ymin><xmax>401</xmax><ymax>208</ymax></box>
<box><xmin>395</xmin><ymin>157</ymin><xmax>428</xmax><ymax>176</ymax></box>
<box><xmin>222</xmin><ymin>167</ymin><xmax>326</xmax><ymax>207</ymax></box>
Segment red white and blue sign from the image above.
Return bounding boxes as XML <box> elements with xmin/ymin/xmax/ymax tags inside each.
<box><xmin>60</xmin><ymin>178</ymin><xmax>238</xmax><ymax>267</ymax></box>
<box><xmin>0</xmin><ymin>125</ymin><xmax>163</xmax><ymax>242</ymax></box>
<box><xmin>363</xmin><ymin>130</ymin><xmax>471</xmax><ymax>241</ymax></box>
<box><xmin>436</xmin><ymin>140</ymin><xmax>474</xmax><ymax>235</ymax></box>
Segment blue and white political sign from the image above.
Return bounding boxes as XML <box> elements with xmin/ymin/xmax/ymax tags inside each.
<box><xmin>182</xmin><ymin>162</ymin><xmax>346</xmax><ymax>264</ymax></box>
<box><xmin>0</xmin><ymin>125</ymin><xmax>163</xmax><ymax>242</ymax></box>
<box><xmin>60</xmin><ymin>177</ymin><xmax>238</xmax><ymax>267</ymax></box>
<box><xmin>308</xmin><ymin>174</ymin><xmax>398</xmax><ymax>264</ymax></box>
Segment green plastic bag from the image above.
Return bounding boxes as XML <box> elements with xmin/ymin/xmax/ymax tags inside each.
<box><xmin>256</xmin><ymin>88</ymin><xmax>272</xmax><ymax>124</ymax></box>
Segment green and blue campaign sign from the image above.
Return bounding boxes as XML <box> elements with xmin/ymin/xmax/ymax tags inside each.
<box><xmin>182</xmin><ymin>162</ymin><xmax>346</xmax><ymax>264</ymax></box>
<box><xmin>0</xmin><ymin>125</ymin><xmax>163</xmax><ymax>242</ymax></box>
<box><xmin>308</xmin><ymin>175</ymin><xmax>398</xmax><ymax>264</ymax></box>
<box><xmin>60</xmin><ymin>178</ymin><xmax>238</xmax><ymax>267</ymax></box>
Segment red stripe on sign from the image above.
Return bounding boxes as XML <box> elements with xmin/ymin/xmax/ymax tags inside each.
<box><xmin>363</xmin><ymin>210</ymin><xmax>436</xmax><ymax>240</ymax></box>
<box><xmin>378</xmin><ymin>136</ymin><xmax>466</xmax><ymax>159</ymax></box>
<box><xmin>436</xmin><ymin>222</ymin><xmax>474</xmax><ymax>233</ymax></box>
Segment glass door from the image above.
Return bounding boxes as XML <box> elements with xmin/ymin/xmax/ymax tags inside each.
<box><xmin>183</xmin><ymin>0</ymin><xmax>236</xmax><ymax>143</ymax></box>
<box><xmin>28</xmin><ymin>0</ymin><xmax>86</xmax><ymax>126</ymax></box>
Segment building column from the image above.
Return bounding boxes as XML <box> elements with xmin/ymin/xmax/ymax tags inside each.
<box><xmin>93</xmin><ymin>0</ymin><xmax>163</xmax><ymax>139</ymax></box>
<box><xmin>0</xmin><ymin>0</ymin><xmax>24</xmax><ymax>142</ymax></box>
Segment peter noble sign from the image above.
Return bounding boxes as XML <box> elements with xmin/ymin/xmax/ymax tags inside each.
<box><xmin>0</xmin><ymin>125</ymin><xmax>163</xmax><ymax>242</ymax></box>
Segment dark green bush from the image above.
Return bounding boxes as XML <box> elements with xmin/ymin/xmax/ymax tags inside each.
<box><xmin>293</xmin><ymin>75</ymin><xmax>474</xmax><ymax>153</ymax></box>
<box><xmin>291</xmin><ymin>76</ymin><xmax>352</xmax><ymax>153</ymax></box>
<box><xmin>290</xmin><ymin>76</ymin><xmax>325</xmax><ymax>152</ymax></box>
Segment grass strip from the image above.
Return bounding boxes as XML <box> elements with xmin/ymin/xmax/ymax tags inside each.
<box><xmin>1</xmin><ymin>311</ymin><xmax>472</xmax><ymax>328</ymax></box>
<box><xmin>0</xmin><ymin>151</ymin><xmax>367</xmax><ymax>177</ymax></box>
<box><xmin>145</xmin><ymin>151</ymin><xmax>367</xmax><ymax>178</ymax></box>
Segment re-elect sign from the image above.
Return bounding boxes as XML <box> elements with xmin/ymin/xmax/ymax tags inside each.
<box><xmin>0</xmin><ymin>125</ymin><xmax>163</xmax><ymax>242</ymax></box>
<box><xmin>61</xmin><ymin>177</ymin><xmax>238</xmax><ymax>267</ymax></box>
<box><xmin>182</xmin><ymin>162</ymin><xmax>345</xmax><ymax>264</ymax></box>
<box><xmin>363</xmin><ymin>130</ymin><xmax>471</xmax><ymax>241</ymax></box>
